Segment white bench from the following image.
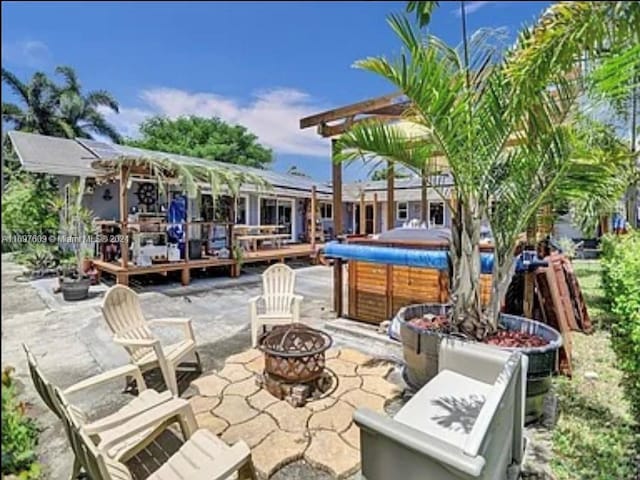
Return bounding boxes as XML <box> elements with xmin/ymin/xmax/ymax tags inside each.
<box><xmin>354</xmin><ymin>340</ymin><xmax>528</xmax><ymax>480</ymax></box>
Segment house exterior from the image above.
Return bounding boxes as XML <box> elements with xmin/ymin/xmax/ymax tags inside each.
<box><xmin>7</xmin><ymin>131</ymin><xmax>334</xmax><ymax>244</ymax></box>
<box><xmin>7</xmin><ymin>131</ymin><xmax>456</xmax><ymax>242</ymax></box>
<box><xmin>341</xmin><ymin>176</ymin><xmax>455</xmax><ymax>234</ymax></box>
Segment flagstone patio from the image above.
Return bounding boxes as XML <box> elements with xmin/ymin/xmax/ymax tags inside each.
<box><xmin>189</xmin><ymin>347</ymin><xmax>403</xmax><ymax>479</ymax></box>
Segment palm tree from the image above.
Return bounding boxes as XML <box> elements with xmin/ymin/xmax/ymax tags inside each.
<box><xmin>508</xmin><ymin>2</ymin><xmax>640</xmax><ymax>226</ymax></box>
<box><xmin>2</xmin><ymin>68</ymin><xmax>63</xmax><ymax>136</ymax></box>
<box><xmin>2</xmin><ymin>66</ymin><xmax>122</xmax><ymax>143</ymax></box>
<box><xmin>337</xmin><ymin>1</ymin><xmax>637</xmax><ymax>338</ymax></box>
<box><xmin>335</xmin><ymin>3</ymin><xmax>588</xmax><ymax>338</ymax></box>
<box><xmin>54</xmin><ymin>66</ymin><xmax>122</xmax><ymax>143</ymax></box>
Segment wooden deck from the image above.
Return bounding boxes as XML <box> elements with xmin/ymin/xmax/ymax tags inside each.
<box><xmin>94</xmin><ymin>243</ymin><xmax>323</xmax><ymax>286</ymax></box>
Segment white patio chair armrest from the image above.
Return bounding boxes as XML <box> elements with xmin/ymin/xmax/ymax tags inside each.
<box><xmin>99</xmin><ymin>398</ymin><xmax>196</xmax><ymax>453</ymax></box>
<box><xmin>148</xmin><ymin>317</ymin><xmax>195</xmax><ymax>341</ymax></box>
<box><xmin>249</xmin><ymin>295</ymin><xmax>264</xmax><ymax>318</ymax></box>
<box><xmin>292</xmin><ymin>294</ymin><xmax>303</xmax><ymax>321</ymax></box>
<box><xmin>83</xmin><ymin>391</ymin><xmax>174</xmax><ymax>436</ymax></box>
<box><xmin>353</xmin><ymin>408</ymin><xmax>485</xmax><ymax>477</ymax></box>
<box><xmin>63</xmin><ymin>364</ymin><xmax>147</xmax><ymax>396</ymax></box>
<box><xmin>113</xmin><ymin>337</ymin><xmax>158</xmax><ymax>348</ymax></box>
<box><xmin>191</xmin><ymin>441</ymin><xmax>252</xmax><ymax>480</ymax></box>
<box><xmin>248</xmin><ymin>295</ymin><xmax>263</xmax><ymax>305</ymax></box>
<box><xmin>148</xmin><ymin>317</ymin><xmax>191</xmax><ymax>326</ymax></box>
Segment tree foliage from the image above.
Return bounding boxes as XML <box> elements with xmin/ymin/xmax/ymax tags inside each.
<box><xmin>126</xmin><ymin>116</ymin><xmax>273</xmax><ymax>169</ymax></box>
<box><xmin>557</xmin><ymin>116</ymin><xmax>636</xmax><ymax>234</ymax></box>
<box><xmin>2</xmin><ymin>65</ymin><xmax>121</xmax><ymax>142</ymax></box>
<box><xmin>336</xmin><ymin>1</ymin><xmax>636</xmax><ymax>337</ymax></box>
<box><xmin>601</xmin><ymin>233</ymin><xmax>640</xmax><ymax>421</ymax></box>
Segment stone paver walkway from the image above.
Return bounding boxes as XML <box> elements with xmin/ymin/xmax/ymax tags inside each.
<box><xmin>190</xmin><ymin>347</ymin><xmax>402</xmax><ymax>479</ymax></box>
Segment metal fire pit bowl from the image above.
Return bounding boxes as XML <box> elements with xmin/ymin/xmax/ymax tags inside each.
<box><xmin>259</xmin><ymin>323</ymin><xmax>333</xmax><ymax>383</ymax></box>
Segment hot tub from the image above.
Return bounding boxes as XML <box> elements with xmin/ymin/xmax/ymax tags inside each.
<box><xmin>324</xmin><ymin>228</ymin><xmax>494</xmax><ymax>325</ymax></box>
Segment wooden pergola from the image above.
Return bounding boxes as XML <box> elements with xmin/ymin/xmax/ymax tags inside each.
<box><xmin>300</xmin><ymin>93</ymin><xmax>431</xmax><ymax>315</ymax></box>
<box><xmin>299</xmin><ymin>92</ymin><xmax>431</xmax><ymax>237</ymax></box>
<box><xmin>300</xmin><ymin>90</ymin><xmax>573</xmax><ymax>318</ymax></box>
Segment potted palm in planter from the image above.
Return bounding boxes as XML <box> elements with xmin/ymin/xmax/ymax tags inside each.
<box><xmin>333</xmin><ymin>1</ymin><xmax>625</xmax><ymax>421</ymax></box>
<box><xmin>54</xmin><ymin>182</ymin><xmax>96</xmax><ymax>301</ymax></box>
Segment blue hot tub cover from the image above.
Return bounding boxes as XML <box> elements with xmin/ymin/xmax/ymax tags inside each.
<box><xmin>323</xmin><ymin>241</ymin><xmax>494</xmax><ymax>274</ymax></box>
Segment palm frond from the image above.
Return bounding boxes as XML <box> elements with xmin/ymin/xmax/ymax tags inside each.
<box><xmin>1</xmin><ymin>68</ymin><xmax>29</xmax><ymax>102</ymax></box>
<box><xmin>1</xmin><ymin>102</ymin><xmax>25</xmax><ymax>126</ymax></box>
<box><xmin>97</xmin><ymin>152</ymin><xmax>271</xmax><ymax>202</ymax></box>
<box><xmin>406</xmin><ymin>1</ymin><xmax>439</xmax><ymax>29</ymax></box>
<box><xmin>86</xmin><ymin>90</ymin><xmax>119</xmax><ymax>113</ymax></box>
<box><xmin>55</xmin><ymin>65</ymin><xmax>81</xmax><ymax>93</ymax></box>
<box><xmin>81</xmin><ymin>110</ymin><xmax>123</xmax><ymax>143</ymax></box>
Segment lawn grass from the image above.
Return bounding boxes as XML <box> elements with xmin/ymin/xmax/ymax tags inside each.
<box><xmin>550</xmin><ymin>260</ymin><xmax>638</xmax><ymax>480</ymax></box>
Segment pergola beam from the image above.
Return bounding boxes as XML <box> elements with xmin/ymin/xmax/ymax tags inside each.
<box><xmin>300</xmin><ymin>92</ymin><xmax>403</xmax><ymax>129</ymax></box>
<box><xmin>317</xmin><ymin>114</ymin><xmax>403</xmax><ymax>138</ymax></box>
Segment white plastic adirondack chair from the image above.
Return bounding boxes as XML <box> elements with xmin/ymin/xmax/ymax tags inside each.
<box><xmin>249</xmin><ymin>263</ymin><xmax>303</xmax><ymax>347</ymax></box>
<box><xmin>54</xmin><ymin>383</ymin><xmax>256</xmax><ymax>480</ymax></box>
<box><xmin>101</xmin><ymin>285</ymin><xmax>201</xmax><ymax>396</ymax></box>
<box><xmin>23</xmin><ymin>344</ymin><xmax>192</xmax><ymax>478</ymax></box>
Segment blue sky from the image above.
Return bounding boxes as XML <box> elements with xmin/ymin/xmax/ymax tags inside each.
<box><xmin>2</xmin><ymin>1</ymin><xmax>552</xmax><ymax>182</ymax></box>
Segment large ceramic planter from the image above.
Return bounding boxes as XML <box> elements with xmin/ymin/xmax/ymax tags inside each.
<box><xmin>397</xmin><ymin>303</ymin><xmax>453</xmax><ymax>388</ymax></box>
<box><xmin>496</xmin><ymin>313</ymin><xmax>563</xmax><ymax>423</ymax></box>
<box><xmin>60</xmin><ymin>276</ymin><xmax>91</xmax><ymax>301</ymax></box>
<box><xmin>396</xmin><ymin>304</ymin><xmax>562</xmax><ymax>423</ymax></box>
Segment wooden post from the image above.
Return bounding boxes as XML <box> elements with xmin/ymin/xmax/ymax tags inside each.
<box><xmin>373</xmin><ymin>193</ymin><xmax>378</xmax><ymax>234</ymax></box>
<box><xmin>311</xmin><ymin>185</ymin><xmax>317</xmax><ymax>249</ymax></box>
<box><xmin>119</xmin><ymin>165</ymin><xmax>129</xmax><ymax>269</ymax></box>
<box><xmin>523</xmin><ymin>217</ymin><xmax>537</xmax><ymax>318</ymax></box>
<box><xmin>359</xmin><ymin>191</ymin><xmax>366</xmax><ymax>235</ymax></box>
<box><xmin>331</xmin><ymin>139</ymin><xmax>344</xmax><ymax>316</ymax></box>
<box><xmin>334</xmin><ymin>258</ymin><xmax>344</xmax><ymax>317</ymax></box>
<box><xmin>386</xmin><ymin>161</ymin><xmax>394</xmax><ymax>231</ymax></box>
<box><xmin>421</xmin><ymin>164</ymin><xmax>428</xmax><ymax>224</ymax></box>
<box><xmin>332</xmin><ymin>139</ymin><xmax>343</xmax><ymax>237</ymax></box>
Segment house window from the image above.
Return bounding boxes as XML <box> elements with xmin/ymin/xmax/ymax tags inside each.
<box><xmin>320</xmin><ymin>203</ymin><xmax>333</xmax><ymax>220</ymax></box>
<box><xmin>397</xmin><ymin>202</ymin><xmax>408</xmax><ymax>221</ymax></box>
<box><xmin>429</xmin><ymin>201</ymin><xmax>445</xmax><ymax>227</ymax></box>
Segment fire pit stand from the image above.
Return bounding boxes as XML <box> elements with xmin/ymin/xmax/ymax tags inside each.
<box><xmin>257</xmin><ymin>323</ymin><xmax>333</xmax><ymax>407</ymax></box>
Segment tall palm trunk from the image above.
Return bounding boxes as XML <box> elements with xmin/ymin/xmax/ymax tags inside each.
<box><xmin>450</xmin><ymin>197</ymin><xmax>491</xmax><ymax>338</ymax></box>
<box><xmin>489</xmin><ymin>247</ymin><xmax>518</xmax><ymax>327</ymax></box>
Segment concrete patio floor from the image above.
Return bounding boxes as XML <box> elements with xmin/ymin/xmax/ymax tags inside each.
<box><xmin>189</xmin><ymin>347</ymin><xmax>402</xmax><ymax>479</ymax></box>
<box><xmin>2</xmin><ymin>255</ymin><xmax>554</xmax><ymax>479</ymax></box>
<box><xmin>1</xmin><ymin>256</ymin><xmax>359</xmax><ymax>479</ymax></box>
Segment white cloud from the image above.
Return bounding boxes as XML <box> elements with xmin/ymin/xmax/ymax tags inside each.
<box><xmin>452</xmin><ymin>1</ymin><xmax>491</xmax><ymax>17</ymax></box>
<box><xmin>102</xmin><ymin>87</ymin><xmax>330</xmax><ymax>157</ymax></box>
<box><xmin>1</xmin><ymin>40</ymin><xmax>51</xmax><ymax>68</ymax></box>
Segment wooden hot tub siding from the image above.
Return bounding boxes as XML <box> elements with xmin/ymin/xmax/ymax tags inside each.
<box><xmin>347</xmin><ymin>261</ymin><xmax>492</xmax><ymax>325</ymax></box>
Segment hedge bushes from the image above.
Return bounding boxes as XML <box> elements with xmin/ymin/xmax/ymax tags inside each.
<box><xmin>601</xmin><ymin>232</ymin><xmax>640</xmax><ymax>420</ymax></box>
<box><xmin>1</xmin><ymin>367</ymin><xmax>40</xmax><ymax>479</ymax></box>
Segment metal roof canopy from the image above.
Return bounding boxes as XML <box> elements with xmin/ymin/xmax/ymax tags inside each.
<box><xmin>8</xmin><ymin>131</ymin><xmax>332</xmax><ymax>194</ymax></box>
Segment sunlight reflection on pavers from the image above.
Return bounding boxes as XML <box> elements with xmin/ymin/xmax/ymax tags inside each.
<box><xmin>189</xmin><ymin>347</ymin><xmax>402</xmax><ymax>479</ymax></box>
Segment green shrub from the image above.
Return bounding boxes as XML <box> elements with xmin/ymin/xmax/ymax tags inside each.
<box><xmin>1</xmin><ymin>367</ymin><xmax>40</xmax><ymax>478</ymax></box>
<box><xmin>600</xmin><ymin>232</ymin><xmax>640</xmax><ymax>420</ymax></box>
<box><xmin>2</xmin><ymin>177</ymin><xmax>59</xmax><ymax>253</ymax></box>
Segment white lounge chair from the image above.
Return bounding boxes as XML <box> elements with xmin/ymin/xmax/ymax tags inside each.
<box><xmin>101</xmin><ymin>285</ymin><xmax>201</xmax><ymax>396</ymax></box>
<box><xmin>354</xmin><ymin>339</ymin><xmax>528</xmax><ymax>480</ymax></box>
<box><xmin>53</xmin><ymin>382</ymin><xmax>256</xmax><ymax>480</ymax></box>
<box><xmin>24</xmin><ymin>344</ymin><xmax>191</xmax><ymax>478</ymax></box>
<box><xmin>249</xmin><ymin>263</ymin><xmax>303</xmax><ymax>346</ymax></box>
